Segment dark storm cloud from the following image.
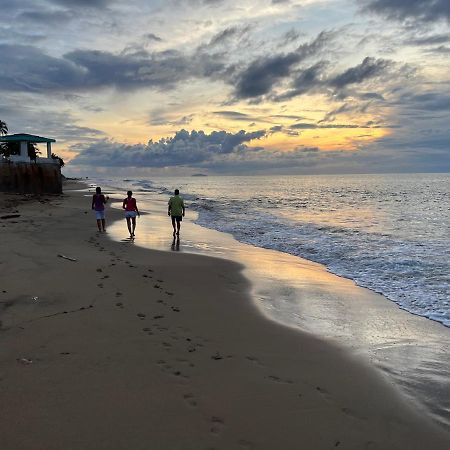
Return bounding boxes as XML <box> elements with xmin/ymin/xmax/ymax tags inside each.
<box><xmin>65</xmin><ymin>48</ymin><xmax>193</xmax><ymax>89</ymax></box>
<box><xmin>233</xmin><ymin>31</ymin><xmax>332</xmax><ymax>99</ymax></box>
<box><xmin>0</xmin><ymin>44</ymin><xmax>222</xmax><ymax>93</ymax></box>
<box><xmin>329</xmin><ymin>57</ymin><xmax>390</xmax><ymax>89</ymax></box>
<box><xmin>274</xmin><ymin>62</ymin><xmax>327</xmax><ymax>100</ymax></box>
<box><xmin>0</xmin><ymin>44</ymin><xmax>86</xmax><ymax>92</ymax></box>
<box><xmin>271</xmin><ymin>57</ymin><xmax>392</xmax><ymax>102</ymax></box>
<box><xmin>362</xmin><ymin>0</ymin><xmax>450</xmax><ymax>24</ymax></box>
<box><xmin>71</xmin><ymin>129</ymin><xmax>266</xmax><ymax>168</ymax></box>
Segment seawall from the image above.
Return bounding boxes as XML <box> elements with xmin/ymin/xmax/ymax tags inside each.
<box><xmin>0</xmin><ymin>161</ymin><xmax>62</xmax><ymax>194</ymax></box>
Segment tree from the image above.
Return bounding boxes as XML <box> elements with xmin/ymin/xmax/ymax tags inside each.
<box><xmin>51</xmin><ymin>153</ymin><xmax>65</xmax><ymax>168</ymax></box>
<box><xmin>0</xmin><ymin>120</ymin><xmax>8</xmax><ymax>136</ymax></box>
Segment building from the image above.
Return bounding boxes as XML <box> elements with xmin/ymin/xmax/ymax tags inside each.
<box><xmin>0</xmin><ymin>133</ymin><xmax>62</xmax><ymax>194</ymax></box>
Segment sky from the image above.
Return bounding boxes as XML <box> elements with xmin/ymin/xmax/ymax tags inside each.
<box><xmin>1</xmin><ymin>0</ymin><xmax>449</xmax><ymax>175</ymax></box>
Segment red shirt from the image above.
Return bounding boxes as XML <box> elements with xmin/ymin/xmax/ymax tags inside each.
<box><xmin>123</xmin><ymin>197</ymin><xmax>137</xmax><ymax>211</ymax></box>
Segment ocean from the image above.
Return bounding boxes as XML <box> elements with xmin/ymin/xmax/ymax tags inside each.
<box><xmin>110</xmin><ymin>173</ymin><xmax>450</xmax><ymax>328</ymax></box>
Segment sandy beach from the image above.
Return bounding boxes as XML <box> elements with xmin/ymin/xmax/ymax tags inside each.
<box><xmin>1</xmin><ymin>182</ymin><xmax>449</xmax><ymax>450</ymax></box>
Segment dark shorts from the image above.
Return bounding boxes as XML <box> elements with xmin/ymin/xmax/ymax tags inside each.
<box><xmin>171</xmin><ymin>215</ymin><xmax>182</xmax><ymax>223</ymax></box>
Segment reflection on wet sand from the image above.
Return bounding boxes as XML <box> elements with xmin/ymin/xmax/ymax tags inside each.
<box><xmin>171</xmin><ymin>237</ymin><xmax>180</xmax><ymax>251</ymax></box>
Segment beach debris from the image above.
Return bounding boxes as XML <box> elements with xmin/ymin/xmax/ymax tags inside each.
<box><xmin>0</xmin><ymin>214</ymin><xmax>21</xmax><ymax>220</ymax></box>
<box><xmin>137</xmin><ymin>313</ymin><xmax>146</xmax><ymax>319</ymax></box>
<box><xmin>57</xmin><ymin>254</ymin><xmax>77</xmax><ymax>262</ymax></box>
<box><xmin>17</xmin><ymin>358</ymin><xmax>33</xmax><ymax>365</ymax></box>
<box><xmin>153</xmin><ymin>315</ymin><xmax>164</xmax><ymax>319</ymax></box>
<box><xmin>31</xmin><ymin>296</ymin><xmax>39</xmax><ymax>302</ymax></box>
<box><xmin>211</xmin><ymin>352</ymin><xmax>223</xmax><ymax>360</ymax></box>
<box><xmin>171</xmin><ymin>306</ymin><xmax>180</xmax><ymax>312</ymax></box>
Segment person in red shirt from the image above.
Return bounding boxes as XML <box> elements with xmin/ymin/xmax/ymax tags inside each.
<box><xmin>122</xmin><ymin>190</ymin><xmax>140</xmax><ymax>237</ymax></box>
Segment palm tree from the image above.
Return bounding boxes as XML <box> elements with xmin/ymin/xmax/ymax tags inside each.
<box><xmin>0</xmin><ymin>120</ymin><xmax>8</xmax><ymax>136</ymax></box>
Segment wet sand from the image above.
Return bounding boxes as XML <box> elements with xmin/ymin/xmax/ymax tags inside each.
<box><xmin>0</xmin><ymin>182</ymin><xmax>449</xmax><ymax>449</ymax></box>
<box><xmin>109</xmin><ymin>188</ymin><xmax>450</xmax><ymax>429</ymax></box>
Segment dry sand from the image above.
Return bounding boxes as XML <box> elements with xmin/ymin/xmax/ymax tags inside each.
<box><xmin>0</xmin><ymin>181</ymin><xmax>449</xmax><ymax>450</ymax></box>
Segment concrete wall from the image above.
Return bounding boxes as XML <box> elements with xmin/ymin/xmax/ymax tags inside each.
<box><xmin>0</xmin><ymin>161</ymin><xmax>62</xmax><ymax>194</ymax></box>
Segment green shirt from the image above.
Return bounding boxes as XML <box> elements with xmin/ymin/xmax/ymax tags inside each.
<box><xmin>168</xmin><ymin>195</ymin><xmax>184</xmax><ymax>216</ymax></box>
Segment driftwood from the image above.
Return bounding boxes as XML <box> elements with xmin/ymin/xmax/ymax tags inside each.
<box><xmin>57</xmin><ymin>254</ymin><xmax>77</xmax><ymax>262</ymax></box>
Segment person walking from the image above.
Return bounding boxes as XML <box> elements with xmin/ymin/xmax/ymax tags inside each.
<box><xmin>168</xmin><ymin>189</ymin><xmax>185</xmax><ymax>237</ymax></box>
<box><xmin>92</xmin><ymin>186</ymin><xmax>109</xmax><ymax>232</ymax></box>
<box><xmin>122</xmin><ymin>190</ymin><xmax>140</xmax><ymax>237</ymax></box>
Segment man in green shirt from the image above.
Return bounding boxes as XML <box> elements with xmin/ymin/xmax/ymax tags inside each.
<box><xmin>168</xmin><ymin>189</ymin><xmax>185</xmax><ymax>236</ymax></box>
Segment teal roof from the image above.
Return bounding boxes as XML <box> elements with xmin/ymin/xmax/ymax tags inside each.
<box><xmin>0</xmin><ymin>133</ymin><xmax>56</xmax><ymax>143</ymax></box>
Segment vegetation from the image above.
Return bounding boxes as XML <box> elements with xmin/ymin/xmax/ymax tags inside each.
<box><xmin>0</xmin><ymin>120</ymin><xmax>7</xmax><ymax>136</ymax></box>
<box><xmin>51</xmin><ymin>153</ymin><xmax>65</xmax><ymax>168</ymax></box>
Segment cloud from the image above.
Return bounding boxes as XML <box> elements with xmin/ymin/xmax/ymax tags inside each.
<box><xmin>407</xmin><ymin>34</ymin><xmax>450</xmax><ymax>46</ymax></box>
<box><xmin>144</xmin><ymin>33</ymin><xmax>163</xmax><ymax>42</ymax></box>
<box><xmin>361</xmin><ymin>0</ymin><xmax>450</xmax><ymax>24</ymax></box>
<box><xmin>49</xmin><ymin>0</ymin><xmax>114</xmax><ymax>7</ymax></box>
<box><xmin>329</xmin><ymin>57</ymin><xmax>391</xmax><ymax>89</ymax></box>
<box><xmin>71</xmin><ymin>128</ymin><xmax>266</xmax><ymax>167</ymax></box>
<box><xmin>272</xmin><ymin>57</ymin><xmax>392</xmax><ymax>102</ymax></box>
<box><xmin>208</xmin><ymin>25</ymin><xmax>251</xmax><ymax>47</ymax></box>
<box><xmin>232</xmin><ymin>31</ymin><xmax>332</xmax><ymax>99</ymax></box>
<box><xmin>0</xmin><ymin>43</ymin><xmax>223</xmax><ymax>93</ymax></box>
<box><xmin>18</xmin><ymin>9</ymin><xmax>75</xmax><ymax>25</ymax></box>
<box><xmin>290</xmin><ymin>123</ymin><xmax>371</xmax><ymax>129</ymax></box>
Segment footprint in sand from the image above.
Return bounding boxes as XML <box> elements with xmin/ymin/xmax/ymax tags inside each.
<box><xmin>341</xmin><ymin>407</ymin><xmax>366</xmax><ymax>421</ymax></box>
<box><xmin>245</xmin><ymin>356</ymin><xmax>265</xmax><ymax>367</ymax></box>
<box><xmin>137</xmin><ymin>313</ymin><xmax>146</xmax><ymax>319</ymax></box>
<box><xmin>267</xmin><ymin>375</ymin><xmax>293</xmax><ymax>384</ymax></box>
<box><xmin>116</xmin><ymin>292</ymin><xmax>123</xmax><ymax>297</ymax></box>
<box><xmin>238</xmin><ymin>439</ymin><xmax>253</xmax><ymax>449</ymax></box>
<box><xmin>316</xmin><ymin>386</ymin><xmax>333</xmax><ymax>404</ymax></box>
<box><xmin>210</xmin><ymin>416</ymin><xmax>225</xmax><ymax>435</ymax></box>
<box><xmin>115</xmin><ymin>302</ymin><xmax>124</xmax><ymax>309</ymax></box>
<box><xmin>183</xmin><ymin>393</ymin><xmax>197</xmax><ymax>407</ymax></box>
